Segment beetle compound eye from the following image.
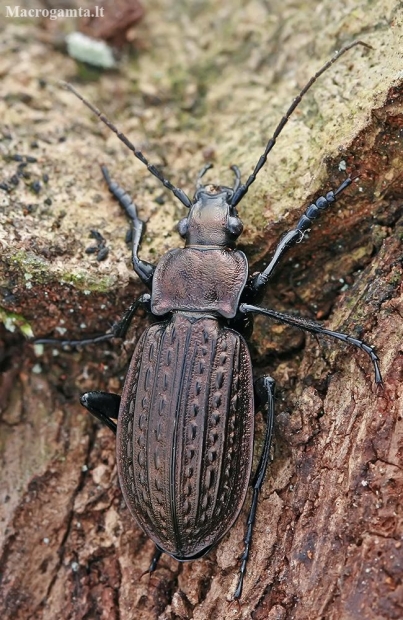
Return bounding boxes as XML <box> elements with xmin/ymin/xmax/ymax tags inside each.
<box><xmin>178</xmin><ymin>217</ymin><xmax>189</xmax><ymax>237</ymax></box>
<box><xmin>228</xmin><ymin>216</ymin><xmax>243</xmax><ymax>237</ymax></box>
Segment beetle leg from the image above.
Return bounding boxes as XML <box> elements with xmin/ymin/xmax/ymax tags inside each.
<box><xmin>148</xmin><ymin>546</ymin><xmax>163</xmax><ymax>573</ymax></box>
<box><xmin>234</xmin><ymin>376</ymin><xmax>275</xmax><ymax>600</ymax></box>
<box><xmin>246</xmin><ymin>177</ymin><xmax>353</xmax><ymax>300</ymax></box>
<box><xmin>35</xmin><ymin>294</ymin><xmax>151</xmax><ymax>347</ymax></box>
<box><xmin>101</xmin><ymin>165</ymin><xmax>156</xmax><ymax>289</ymax></box>
<box><xmin>34</xmin><ymin>332</ymin><xmax>116</xmax><ymax>347</ymax></box>
<box><xmin>240</xmin><ymin>303</ymin><xmax>382</xmax><ymax>384</ymax></box>
<box><xmin>140</xmin><ymin>546</ymin><xmax>164</xmax><ymax>581</ymax></box>
<box><xmin>111</xmin><ymin>293</ymin><xmax>151</xmax><ymax>339</ymax></box>
<box><xmin>80</xmin><ymin>391</ymin><xmax>121</xmax><ymax>434</ymax></box>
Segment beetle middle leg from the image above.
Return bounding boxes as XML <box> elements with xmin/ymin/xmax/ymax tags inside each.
<box><xmin>240</xmin><ymin>303</ymin><xmax>382</xmax><ymax>384</ymax></box>
<box><xmin>35</xmin><ymin>294</ymin><xmax>151</xmax><ymax>347</ymax></box>
<box><xmin>234</xmin><ymin>375</ymin><xmax>275</xmax><ymax>599</ymax></box>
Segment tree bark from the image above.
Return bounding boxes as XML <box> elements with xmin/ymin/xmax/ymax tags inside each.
<box><xmin>1</xmin><ymin>2</ymin><xmax>402</xmax><ymax>619</ymax></box>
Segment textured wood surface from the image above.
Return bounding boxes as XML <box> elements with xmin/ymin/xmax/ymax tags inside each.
<box><xmin>1</xmin><ymin>1</ymin><xmax>402</xmax><ymax>618</ymax></box>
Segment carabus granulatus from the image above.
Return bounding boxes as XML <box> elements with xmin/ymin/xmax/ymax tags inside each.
<box><xmin>38</xmin><ymin>40</ymin><xmax>381</xmax><ymax>599</ymax></box>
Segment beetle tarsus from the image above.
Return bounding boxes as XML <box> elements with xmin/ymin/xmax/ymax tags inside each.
<box><xmin>35</xmin><ymin>294</ymin><xmax>150</xmax><ymax>348</ymax></box>
<box><xmin>34</xmin><ymin>332</ymin><xmax>116</xmax><ymax>347</ymax></box>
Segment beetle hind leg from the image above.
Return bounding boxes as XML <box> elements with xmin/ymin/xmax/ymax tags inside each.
<box><xmin>140</xmin><ymin>546</ymin><xmax>164</xmax><ymax>581</ymax></box>
<box><xmin>234</xmin><ymin>376</ymin><xmax>275</xmax><ymax>600</ymax></box>
<box><xmin>80</xmin><ymin>391</ymin><xmax>121</xmax><ymax>434</ymax></box>
<box><xmin>148</xmin><ymin>546</ymin><xmax>163</xmax><ymax>572</ymax></box>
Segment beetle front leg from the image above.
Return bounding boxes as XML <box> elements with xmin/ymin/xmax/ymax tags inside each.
<box><xmin>245</xmin><ymin>178</ymin><xmax>353</xmax><ymax>302</ymax></box>
<box><xmin>80</xmin><ymin>391</ymin><xmax>121</xmax><ymax>434</ymax></box>
<box><xmin>234</xmin><ymin>376</ymin><xmax>275</xmax><ymax>599</ymax></box>
<box><xmin>101</xmin><ymin>165</ymin><xmax>156</xmax><ymax>289</ymax></box>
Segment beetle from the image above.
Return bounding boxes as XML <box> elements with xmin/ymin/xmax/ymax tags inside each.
<box><xmin>39</xmin><ymin>40</ymin><xmax>382</xmax><ymax>599</ymax></box>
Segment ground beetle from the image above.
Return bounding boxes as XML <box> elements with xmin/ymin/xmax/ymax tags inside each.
<box><xmin>39</xmin><ymin>40</ymin><xmax>382</xmax><ymax>599</ymax></box>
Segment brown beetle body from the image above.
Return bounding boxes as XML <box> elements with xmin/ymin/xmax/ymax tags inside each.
<box><xmin>117</xmin><ymin>238</ymin><xmax>254</xmax><ymax>559</ymax></box>
<box><xmin>77</xmin><ymin>169</ymin><xmax>380</xmax><ymax>598</ymax></box>
<box><xmin>117</xmin><ymin>313</ymin><xmax>254</xmax><ymax>559</ymax></box>
<box><xmin>60</xmin><ymin>44</ymin><xmax>381</xmax><ymax>597</ymax></box>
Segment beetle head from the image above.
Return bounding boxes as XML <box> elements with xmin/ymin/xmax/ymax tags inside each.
<box><xmin>178</xmin><ymin>185</ymin><xmax>243</xmax><ymax>247</ymax></box>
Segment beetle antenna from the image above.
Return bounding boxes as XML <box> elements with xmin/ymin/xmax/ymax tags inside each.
<box><xmin>61</xmin><ymin>82</ymin><xmax>192</xmax><ymax>208</ymax></box>
<box><xmin>230</xmin><ymin>40</ymin><xmax>372</xmax><ymax>207</ymax></box>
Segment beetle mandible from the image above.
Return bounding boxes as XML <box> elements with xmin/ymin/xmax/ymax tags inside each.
<box><xmin>42</xmin><ymin>40</ymin><xmax>382</xmax><ymax>599</ymax></box>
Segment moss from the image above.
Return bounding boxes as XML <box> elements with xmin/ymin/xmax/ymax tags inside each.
<box><xmin>388</xmin><ymin>271</ymin><xmax>402</xmax><ymax>288</ymax></box>
<box><xmin>58</xmin><ymin>270</ymin><xmax>115</xmax><ymax>292</ymax></box>
<box><xmin>11</xmin><ymin>250</ymin><xmax>49</xmax><ymax>278</ymax></box>
<box><xmin>0</xmin><ymin>308</ymin><xmax>34</xmax><ymax>338</ymax></box>
<box><xmin>9</xmin><ymin>249</ymin><xmax>115</xmax><ymax>293</ymax></box>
